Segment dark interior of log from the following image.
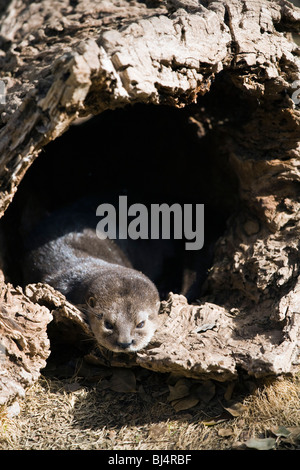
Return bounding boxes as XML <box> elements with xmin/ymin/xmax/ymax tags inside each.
<box><xmin>1</xmin><ymin>72</ymin><xmax>248</xmax><ymax>304</ymax></box>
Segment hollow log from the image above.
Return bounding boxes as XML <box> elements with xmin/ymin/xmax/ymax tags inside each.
<box><xmin>0</xmin><ymin>0</ymin><xmax>300</xmax><ymax>405</ymax></box>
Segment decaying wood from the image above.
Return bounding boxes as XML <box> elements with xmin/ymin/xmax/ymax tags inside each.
<box><xmin>0</xmin><ymin>0</ymin><xmax>300</xmax><ymax>405</ymax></box>
<box><xmin>21</xmin><ymin>284</ymin><xmax>300</xmax><ymax>382</ymax></box>
<box><xmin>0</xmin><ymin>283</ymin><xmax>52</xmax><ymax>405</ymax></box>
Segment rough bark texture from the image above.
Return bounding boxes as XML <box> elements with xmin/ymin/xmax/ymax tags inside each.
<box><xmin>0</xmin><ymin>0</ymin><xmax>300</xmax><ymax>405</ymax></box>
<box><xmin>0</xmin><ymin>283</ymin><xmax>52</xmax><ymax>405</ymax></box>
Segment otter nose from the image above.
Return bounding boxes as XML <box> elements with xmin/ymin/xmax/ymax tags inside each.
<box><xmin>117</xmin><ymin>340</ymin><xmax>133</xmax><ymax>350</ymax></box>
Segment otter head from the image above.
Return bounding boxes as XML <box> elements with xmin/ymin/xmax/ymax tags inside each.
<box><xmin>84</xmin><ymin>266</ymin><xmax>160</xmax><ymax>353</ymax></box>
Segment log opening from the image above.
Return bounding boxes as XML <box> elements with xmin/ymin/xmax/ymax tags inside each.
<box><xmin>2</xmin><ymin>71</ymin><xmax>244</xmax><ymax>305</ymax></box>
<box><xmin>1</xmin><ymin>0</ymin><xmax>300</xmax><ymax>399</ymax></box>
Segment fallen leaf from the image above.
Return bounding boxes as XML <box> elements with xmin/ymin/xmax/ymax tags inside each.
<box><xmin>270</xmin><ymin>425</ymin><xmax>300</xmax><ymax>448</ymax></box>
<box><xmin>284</xmin><ymin>426</ymin><xmax>300</xmax><ymax>445</ymax></box>
<box><xmin>168</xmin><ymin>379</ymin><xmax>191</xmax><ymax>402</ymax></box>
<box><xmin>218</xmin><ymin>428</ymin><xmax>234</xmax><ymax>438</ymax></box>
<box><xmin>202</xmin><ymin>412</ymin><xmax>230</xmax><ymax>426</ymax></box>
<box><xmin>271</xmin><ymin>425</ymin><xmax>291</xmax><ymax>438</ymax></box>
<box><xmin>223</xmin><ymin>401</ymin><xmax>247</xmax><ymax>417</ymax></box>
<box><xmin>286</xmin><ymin>426</ymin><xmax>300</xmax><ymax>438</ymax></box>
<box><xmin>171</xmin><ymin>395</ymin><xmax>199</xmax><ymax>412</ymax></box>
<box><xmin>148</xmin><ymin>423</ymin><xmax>170</xmax><ymax>440</ymax></box>
<box><xmin>245</xmin><ymin>437</ymin><xmax>276</xmax><ymax>450</ymax></box>
<box><xmin>192</xmin><ymin>380</ymin><xmax>215</xmax><ymax>404</ymax></box>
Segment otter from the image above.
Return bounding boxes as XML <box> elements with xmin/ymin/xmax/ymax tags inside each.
<box><xmin>22</xmin><ymin>197</ymin><xmax>161</xmax><ymax>353</ymax></box>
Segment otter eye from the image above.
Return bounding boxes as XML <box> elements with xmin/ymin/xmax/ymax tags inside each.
<box><xmin>88</xmin><ymin>296</ymin><xmax>97</xmax><ymax>308</ymax></box>
<box><xmin>104</xmin><ymin>321</ymin><xmax>114</xmax><ymax>330</ymax></box>
<box><xmin>136</xmin><ymin>321</ymin><xmax>145</xmax><ymax>329</ymax></box>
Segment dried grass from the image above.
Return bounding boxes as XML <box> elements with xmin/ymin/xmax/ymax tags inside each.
<box><xmin>1</xmin><ymin>372</ymin><xmax>300</xmax><ymax>450</ymax></box>
<box><xmin>240</xmin><ymin>376</ymin><xmax>300</xmax><ymax>432</ymax></box>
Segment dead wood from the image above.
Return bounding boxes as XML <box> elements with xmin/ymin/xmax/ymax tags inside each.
<box><xmin>0</xmin><ymin>283</ymin><xmax>52</xmax><ymax>405</ymax></box>
<box><xmin>0</xmin><ymin>0</ymin><xmax>300</xmax><ymax>405</ymax></box>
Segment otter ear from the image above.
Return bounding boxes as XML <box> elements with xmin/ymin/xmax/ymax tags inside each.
<box><xmin>88</xmin><ymin>296</ymin><xmax>97</xmax><ymax>308</ymax></box>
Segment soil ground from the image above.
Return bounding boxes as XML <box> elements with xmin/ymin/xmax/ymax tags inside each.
<box><xmin>1</xmin><ymin>368</ymin><xmax>300</xmax><ymax>450</ymax></box>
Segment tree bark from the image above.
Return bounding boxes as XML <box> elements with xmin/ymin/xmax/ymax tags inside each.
<box><xmin>0</xmin><ymin>0</ymin><xmax>300</xmax><ymax>405</ymax></box>
<box><xmin>0</xmin><ymin>282</ymin><xmax>52</xmax><ymax>405</ymax></box>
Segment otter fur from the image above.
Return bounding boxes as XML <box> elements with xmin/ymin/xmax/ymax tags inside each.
<box><xmin>22</xmin><ymin>198</ymin><xmax>161</xmax><ymax>353</ymax></box>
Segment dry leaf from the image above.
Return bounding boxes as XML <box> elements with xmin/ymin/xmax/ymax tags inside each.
<box><xmin>192</xmin><ymin>380</ymin><xmax>215</xmax><ymax>403</ymax></box>
<box><xmin>148</xmin><ymin>423</ymin><xmax>170</xmax><ymax>440</ymax></box>
<box><xmin>245</xmin><ymin>437</ymin><xmax>276</xmax><ymax>450</ymax></box>
<box><xmin>171</xmin><ymin>395</ymin><xmax>199</xmax><ymax>412</ymax></box>
<box><xmin>167</xmin><ymin>379</ymin><xmax>191</xmax><ymax>402</ymax></box>
<box><xmin>218</xmin><ymin>428</ymin><xmax>234</xmax><ymax>437</ymax></box>
<box><xmin>271</xmin><ymin>425</ymin><xmax>291</xmax><ymax>438</ymax></box>
<box><xmin>270</xmin><ymin>426</ymin><xmax>300</xmax><ymax>448</ymax></box>
<box><xmin>202</xmin><ymin>413</ymin><xmax>229</xmax><ymax>426</ymax></box>
<box><xmin>286</xmin><ymin>426</ymin><xmax>300</xmax><ymax>439</ymax></box>
<box><xmin>223</xmin><ymin>401</ymin><xmax>247</xmax><ymax>417</ymax></box>
<box><xmin>168</xmin><ymin>378</ymin><xmax>205</xmax><ymax>412</ymax></box>
<box><xmin>283</xmin><ymin>426</ymin><xmax>300</xmax><ymax>446</ymax></box>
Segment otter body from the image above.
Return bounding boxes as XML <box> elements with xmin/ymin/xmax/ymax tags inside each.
<box><xmin>22</xmin><ymin>198</ymin><xmax>160</xmax><ymax>353</ymax></box>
